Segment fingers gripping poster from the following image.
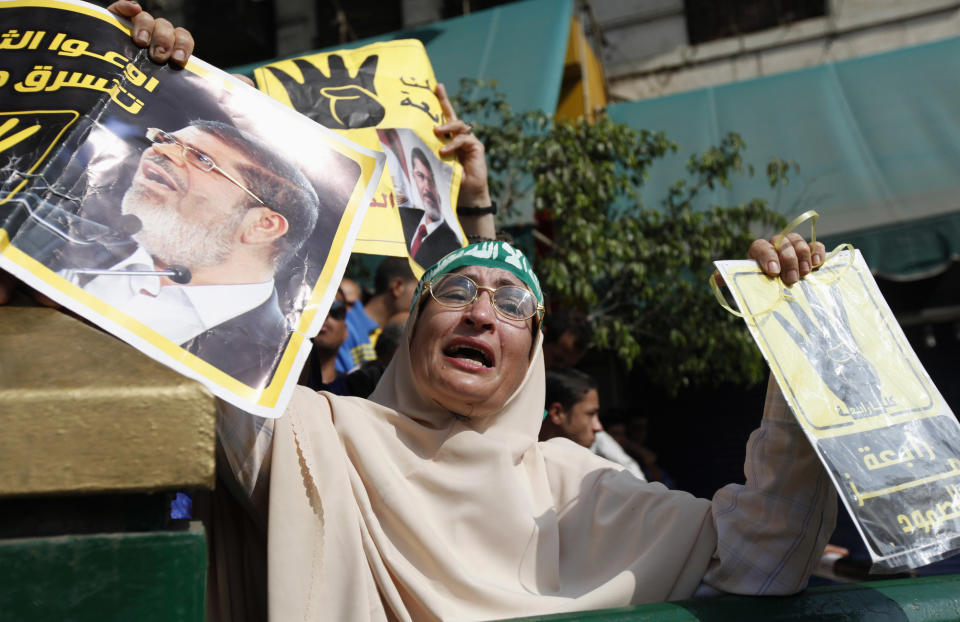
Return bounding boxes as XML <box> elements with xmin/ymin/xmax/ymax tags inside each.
<box><xmin>0</xmin><ymin>0</ymin><xmax>384</xmax><ymax>417</ymax></box>
<box><xmin>716</xmin><ymin>250</ymin><xmax>960</xmax><ymax>570</ymax></box>
<box><xmin>252</xmin><ymin>40</ymin><xmax>467</xmax><ymax>273</ymax></box>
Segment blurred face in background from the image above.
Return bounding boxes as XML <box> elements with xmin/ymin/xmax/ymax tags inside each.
<box><xmin>340</xmin><ymin>277</ymin><xmax>361</xmax><ymax>310</ymax></box>
<box><xmin>549</xmin><ymin>388</ymin><xmax>602</xmax><ymax>448</ymax></box>
<box><xmin>313</xmin><ymin>294</ymin><xmax>348</xmax><ymax>354</ymax></box>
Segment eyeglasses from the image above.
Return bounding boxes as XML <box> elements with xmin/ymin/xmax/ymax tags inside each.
<box><xmin>327</xmin><ymin>299</ymin><xmax>347</xmax><ymax>321</ymax></box>
<box><xmin>144</xmin><ymin>127</ymin><xmax>266</xmax><ymax>207</ymax></box>
<box><xmin>425</xmin><ymin>273</ymin><xmax>543</xmax><ymax>323</ymax></box>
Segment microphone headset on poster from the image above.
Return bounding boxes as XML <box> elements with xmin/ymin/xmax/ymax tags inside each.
<box><xmin>7</xmin><ymin>176</ymin><xmax>193</xmax><ymax>284</ymax></box>
<box><xmin>68</xmin><ymin>263</ymin><xmax>192</xmax><ymax>285</ymax></box>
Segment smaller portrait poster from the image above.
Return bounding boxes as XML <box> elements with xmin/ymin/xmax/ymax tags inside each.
<box><xmin>716</xmin><ymin>250</ymin><xmax>960</xmax><ymax>570</ymax></box>
<box><xmin>377</xmin><ymin>128</ymin><xmax>460</xmax><ymax>270</ymax></box>
<box><xmin>252</xmin><ymin>39</ymin><xmax>467</xmax><ymax>274</ymax></box>
<box><xmin>0</xmin><ymin>0</ymin><xmax>383</xmax><ymax>417</ymax></box>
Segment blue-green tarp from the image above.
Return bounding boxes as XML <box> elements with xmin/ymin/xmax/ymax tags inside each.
<box><xmin>230</xmin><ymin>0</ymin><xmax>572</xmax><ymax>116</ymax></box>
<box><xmin>607</xmin><ymin>37</ymin><xmax>960</xmax><ymax>276</ymax></box>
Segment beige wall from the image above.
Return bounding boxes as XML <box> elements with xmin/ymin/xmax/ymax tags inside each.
<box><xmin>596</xmin><ymin>0</ymin><xmax>960</xmax><ymax>101</ymax></box>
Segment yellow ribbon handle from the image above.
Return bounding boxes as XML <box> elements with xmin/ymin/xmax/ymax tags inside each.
<box><xmin>710</xmin><ymin>270</ymin><xmax>788</xmax><ymax>320</ymax></box>
<box><xmin>773</xmin><ymin>209</ymin><xmax>818</xmax><ymax>262</ymax></box>
<box><xmin>710</xmin><ymin>210</ymin><xmax>855</xmax><ymax>321</ymax></box>
<box><xmin>773</xmin><ymin>209</ymin><xmax>854</xmax><ymax>275</ymax></box>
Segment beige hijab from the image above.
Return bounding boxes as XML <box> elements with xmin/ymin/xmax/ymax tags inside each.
<box><xmin>267</xmin><ymin>315</ymin><xmax>718</xmax><ymax>620</ymax></box>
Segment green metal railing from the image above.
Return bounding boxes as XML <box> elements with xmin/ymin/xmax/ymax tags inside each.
<box><xmin>503</xmin><ymin>575</ymin><xmax>960</xmax><ymax>621</ymax></box>
<box><xmin>0</xmin><ymin>527</ymin><xmax>206</xmax><ymax>622</ymax></box>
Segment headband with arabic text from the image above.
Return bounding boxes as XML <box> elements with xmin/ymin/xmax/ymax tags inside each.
<box><xmin>411</xmin><ymin>241</ymin><xmax>544</xmax><ymax>313</ymax></box>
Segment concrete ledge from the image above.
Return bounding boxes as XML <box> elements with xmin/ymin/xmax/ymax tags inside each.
<box><xmin>0</xmin><ymin>306</ymin><xmax>216</xmax><ymax>496</ymax></box>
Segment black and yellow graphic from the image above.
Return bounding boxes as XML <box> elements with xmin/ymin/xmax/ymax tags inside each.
<box><xmin>0</xmin><ymin>110</ymin><xmax>79</xmax><ymax>204</ymax></box>
<box><xmin>773</xmin><ymin>281</ymin><xmax>889</xmax><ymax>422</ymax></box>
<box><xmin>0</xmin><ymin>1</ymin><xmax>383</xmax><ymax>418</ymax></box>
<box><xmin>262</xmin><ymin>55</ymin><xmax>386</xmax><ymax>130</ymax></box>
<box><xmin>717</xmin><ymin>250</ymin><xmax>960</xmax><ymax>571</ymax></box>
<box><xmin>0</xmin><ymin>116</ymin><xmax>42</xmax><ymax>154</ymax></box>
<box><xmin>723</xmin><ymin>252</ymin><xmax>939</xmax><ymax>437</ymax></box>
<box><xmin>253</xmin><ymin>40</ymin><xmax>466</xmax><ymax>273</ymax></box>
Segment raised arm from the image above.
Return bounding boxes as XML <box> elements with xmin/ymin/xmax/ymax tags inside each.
<box><xmin>702</xmin><ymin>375</ymin><xmax>836</xmax><ymax>595</ymax></box>
<box><xmin>434</xmin><ymin>83</ymin><xmax>496</xmax><ymax>240</ymax></box>
<box><xmin>703</xmin><ymin>236</ymin><xmax>836</xmax><ymax>594</ymax></box>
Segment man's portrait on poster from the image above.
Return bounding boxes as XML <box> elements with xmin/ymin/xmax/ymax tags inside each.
<box><xmin>9</xmin><ymin>70</ymin><xmax>361</xmax><ymax>389</ymax></box>
<box><xmin>378</xmin><ymin>128</ymin><xmax>463</xmax><ymax>269</ymax></box>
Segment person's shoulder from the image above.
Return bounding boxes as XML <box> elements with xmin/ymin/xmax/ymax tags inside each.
<box><xmin>286</xmin><ymin>384</ymin><xmax>338</xmax><ymax>420</ymax></box>
<box><xmin>539</xmin><ymin>436</ymin><xmax>698</xmax><ymax>512</ymax></box>
<box><xmin>346</xmin><ymin>303</ymin><xmax>378</xmax><ymax>335</ymax></box>
<box><xmin>309</xmin><ymin>387</ymin><xmax>378</xmax><ymax>413</ymax></box>
<box><xmin>314</xmin><ymin>391</ymin><xmax>399</xmax><ymax>435</ymax></box>
<box><xmin>399</xmin><ymin>206</ymin><xmax>424</xmax><ymax>220</ymax></box>
<box><xmin>210</xmin><ymin>287</ymin><xmax>286</xmax><ymax>340</ymax></box>
<box><xmin>540</xmin><ymin>436</ymin><xmax>613</xmax><ymax>471</ymax></box>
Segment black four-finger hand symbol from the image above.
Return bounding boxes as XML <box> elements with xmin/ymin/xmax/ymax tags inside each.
<box><xmin>774</xmin><ymin>280</ymin><xmax>887</xmax><ymax>418</ymax></box>
<box><xmin>264</xmin><ymin>55</ymin><xmax>385</xmax><ymax>129</ymax></box>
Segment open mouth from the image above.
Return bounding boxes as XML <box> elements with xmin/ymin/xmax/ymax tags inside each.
<box><xmin>142</xmin><ymin>159</ymin><xmax>180</xmax><ymax>191</ymax></box>
<box><xmin>443</xmin><ymin>344</ymin><xmax>493</xmax><ymax>368</ymax></box>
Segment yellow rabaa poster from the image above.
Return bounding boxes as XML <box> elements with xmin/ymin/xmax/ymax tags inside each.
<box><xmin>253</xmin><ymin>40</ymin><xmax>466</xmax><ymax>273</ymax></box>
<box><xmin>0</xmin><ymin>0</ymin><xmax>384</xmax><ymax>417</ymax></box>
<box><xmin>716</xmin><ymin>249</ymin><xmax>960</xmax><ymax>571</ymax></box>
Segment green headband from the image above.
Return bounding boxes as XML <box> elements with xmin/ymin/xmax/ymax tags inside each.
<box><xmin>411</xmin><ymin>241</ymin><xmax>544</xmax><ymax>314</ymax></box>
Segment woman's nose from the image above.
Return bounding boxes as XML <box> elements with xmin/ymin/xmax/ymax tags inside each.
<box><xmin>463</xmin><ymin>289</ymin><xmax>496</xmax><ymax>327</ymax></box>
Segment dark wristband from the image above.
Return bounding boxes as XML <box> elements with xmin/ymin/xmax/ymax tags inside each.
<box><xmin>457</xmin><ymin>202</ymin><xmax>497</xmax><ymax>216</ymax></box>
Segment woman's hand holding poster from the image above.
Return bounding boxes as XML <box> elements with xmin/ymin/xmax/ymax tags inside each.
<box><xmin>0</xmin><ymin>0</ymin><xmax>388</xmax><ymax>417</ymax></box>
<box><xmin>716</xmin><ymin>249</ymin><xmax>960</xmax><ymax>570</ymax></box>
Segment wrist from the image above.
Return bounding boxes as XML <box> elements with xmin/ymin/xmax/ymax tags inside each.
<box><xmin>457</xmin><ymin>188</ymin><xmax>492</xmax><ymax>208</ymax></box>
<box><xmin>458</xmin><ymin>202</ymin><xmax>497</xmax><ymax>216</ymax></box>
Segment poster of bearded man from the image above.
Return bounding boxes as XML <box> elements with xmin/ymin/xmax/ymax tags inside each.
<box><xmin>0</xmin><ymin>0</ymin><xmax>383</xmax><ymax>417</ymax></box>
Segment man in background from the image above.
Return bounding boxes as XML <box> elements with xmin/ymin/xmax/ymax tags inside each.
<box><xmin>541</xmin><ymin>313</ymin><xmax>647</xmax><ymax>479</ymax></box>
<box><xmin>301</xmin><ymin>290</ymin><xmax>350</xmax><ymax>394</ymax></box>
<box><xmin>336</xmin><ymin>257</ymin><xmax>417</xmax><ymax>373</ymax></box>
<box><xmin>540</xmin><ymin>367</ymin><xmax>646</xmax><ymax>480</ymax></box>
